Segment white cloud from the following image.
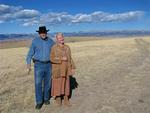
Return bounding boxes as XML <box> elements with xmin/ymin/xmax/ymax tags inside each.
<box><xmin>0</xmin><ymin>4</ymin><xmax>144</xmax><ymax>26</ymax></box>
<box><xmin>39</xmin><ymin>12</ymin><xmax>73</xmax><ymax>25</ymax></box>
<box><xmin>72</xmin><ymin>14</ymin><xmax>92</xmax><ymax>23</ymax></box>
<box><xmin>39</xmin><ymin>11</ymin><xmax>144</xmax><ymax>25</ymax></box>
<box><xmin>99</xmin><ymin>11</ymin><xmax>144</xmax><ymax>22</ymax></box>
<box><xmin>0</xmin><ymin>4</ymin><xmax>22</xmax><ymax>14</ymax></box>
<box><xmin>0</xmin><ymin>4</ymin><xmax>40</xmax><ymax>23</ymax></box>
<box><xmin>15</xmin><ymin>9</ymin><xmax>40</xmax><ymax>19</ymax></box>
<box><xmin>22</xmin><ymin>18</ymin><xmax>39</xmax><ymax>26</ymax></box>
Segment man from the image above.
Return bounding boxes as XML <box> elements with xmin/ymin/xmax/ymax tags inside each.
<box><xmin>26</xmin><ymin>26</ymin><xmax>54</xmax><ymax>109</ymax></box>
<box><xmin>50</xmin><ymin>33</ymin><xmax>76</xmax><ymax>107</ymax></box>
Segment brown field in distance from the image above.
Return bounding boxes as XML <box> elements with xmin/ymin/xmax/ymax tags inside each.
<box><xmin>0</xmin><ymin>37</ymin><xmax>104</xmax><ymax>49</ymax></box>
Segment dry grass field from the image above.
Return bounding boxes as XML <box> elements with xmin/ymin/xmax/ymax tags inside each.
<box><xmin>0</xmin><ymin>37</ymin><xmax>104</xmax><ymax>49</ymax></box>
<box><xmin>1</xmin><ymin>36</ymin><xmax>150</xmax><ymax>113</ymax></box>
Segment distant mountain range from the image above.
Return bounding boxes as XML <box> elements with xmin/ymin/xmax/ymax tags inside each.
<box><xmin>0</xmin><ymin>30</ymin><xmax>150</xmax><ymax>41</ymax></box>
<box><xmin>0</xmin><ymin>34</ymin><xmax>36</xmax><ymax>41</ymax></box>
<box><xmin>63</xmin><ymin>30</ymin><xmax>150</xmax><ymax>37</ymax></box>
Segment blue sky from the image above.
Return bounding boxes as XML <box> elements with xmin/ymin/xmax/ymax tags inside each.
<box><xmin>0</xmin><ymin>0</ymin><xmax>150</xmax><ymax>33</ymax></box>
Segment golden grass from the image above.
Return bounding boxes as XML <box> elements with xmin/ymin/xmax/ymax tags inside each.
<box><xmin>0</xmin><ymin>36</ymin><xmax>126</xmax><ymax>49</ymax></box>
<box><xmin>0</xmin><ymin>37</ymin><xmax>103</xmax><ymax>49</ymax></box>
<box><xmin>1</xmin><ymin>36</ymin><xmax>150</xmax><ymax>113</ymax></box>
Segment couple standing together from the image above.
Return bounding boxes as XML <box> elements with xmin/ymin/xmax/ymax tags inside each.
<box><xmin>26</xmin><ymin>26</ymin><xmax>76</xmax><ymax>109</ymax></box>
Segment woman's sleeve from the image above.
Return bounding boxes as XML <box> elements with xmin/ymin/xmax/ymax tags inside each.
<box><xmin>50</xmin><ymin>46</ymin><xmax>62</xmax><ymax>64</ymax></box>
<box><xmin>68</xmin><ymin>46</ymin><xmax>76</xmax><ymax>69</ymax></box>
<box><xmin>71</xmin><ymin>58</ymin><xmax>76</xmax><ymax>69</ymax></box>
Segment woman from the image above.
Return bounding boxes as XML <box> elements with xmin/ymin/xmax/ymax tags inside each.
<box><xmin>50</xmin><ymin>33</ymin><xmax>76</xmax><ymax>107</ymax></box>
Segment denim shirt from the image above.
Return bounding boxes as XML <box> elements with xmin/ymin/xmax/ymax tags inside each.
<box><xmin>26</xmin><ymin>37</ymin><xmax>55</xmax><ymax>64</ymax></box>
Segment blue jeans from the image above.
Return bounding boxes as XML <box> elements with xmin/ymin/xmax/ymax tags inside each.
<box><xmin>34</xmin><ymin>62</ymin><xmax>52</xmax><ymax>104</ymax></box>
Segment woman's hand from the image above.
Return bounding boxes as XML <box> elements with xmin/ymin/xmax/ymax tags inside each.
<box><xmin>71</xmin><ymin>69</ymin><xmax>75</xmax><ymax>75</ymax></box>
<box><xmin>62</xmin><ymin>56</ymin><xmax>67</xmax><ymax>61</ymax></box>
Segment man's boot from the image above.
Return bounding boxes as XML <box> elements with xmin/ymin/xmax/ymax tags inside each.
<box><xmin>55</xmin><ymin>96</ymin><xmax>61</xmax><ymax>107</ymax></box>
<box><xmin>35</xmin><ymin>103</ymin><xmax>43</xmax><ymax>109</ymax></box>
<box><xmin>64</xmin><ymin>96</ymin><xmax>71</xmax><ymax>107</ymax></box>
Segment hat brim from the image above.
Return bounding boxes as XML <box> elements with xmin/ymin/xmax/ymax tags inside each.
<box><xmin>36</xmin><ymin>30</ymin><xmax>49</xmax><ymax>33</ymax></box>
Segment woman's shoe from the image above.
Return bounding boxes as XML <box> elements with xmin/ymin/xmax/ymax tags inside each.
<box><xmin>64</xmin><ymin>96</ymin><xmax>71</xmax><ymax>107</ymax></box>
<box><xmin>55</xmin><ymin>97</ymin><xmax>62</xmax><ymax>107</ymax></box>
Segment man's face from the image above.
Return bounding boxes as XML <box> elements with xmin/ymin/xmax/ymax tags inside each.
<box><xmin>39</xmin><ymin>32</ymin><xmax>47</xmax><ymax>39</ymax></box>
<box><xmin>56</xmin><ymin>35</ymin><xmax>64</xmax><ymax>44</ymax></box>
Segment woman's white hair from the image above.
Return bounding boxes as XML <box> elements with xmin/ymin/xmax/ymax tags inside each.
<box><xmin>55</xmin><ymin>32</ymin><xmax>64</xmax><ymax>38</ymax></box>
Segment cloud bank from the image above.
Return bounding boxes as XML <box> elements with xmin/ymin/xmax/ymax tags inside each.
<box><xmin>0</xmin><ymin>4</ymin><xmax>144</xmax><ymax>26</ymax></box>
<box><xmin>0</xmin><ymin>4</ymin><xmax>40</xmax><ymax>24</ymax></box>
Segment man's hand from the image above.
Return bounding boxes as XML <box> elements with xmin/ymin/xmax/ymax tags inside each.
<box><xmin>62</xmin><ymin>56</ymin><xmax>67</xmax><ymax>61</ymax></box>
<box><xmin>27</xmin><ymin>64</ymin><xmax>31</xmax><ymax>75</ymax></box>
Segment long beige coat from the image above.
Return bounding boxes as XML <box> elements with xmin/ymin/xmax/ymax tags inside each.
<box><xmin>50</xmin><ymin>44</ymin><xmax>76</xmax><ymax>78</ymax></box>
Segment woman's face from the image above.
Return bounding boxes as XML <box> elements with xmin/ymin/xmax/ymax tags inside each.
<box><xmin>57</xmin><ymin>35</ymin><xmax>64</xmax><ymax>44</ymax></box>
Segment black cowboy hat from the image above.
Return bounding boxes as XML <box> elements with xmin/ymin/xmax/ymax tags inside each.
<box><xmin>36</xmin><ymin>26</ymin><xmax>49</xmax><ymax>33</ymax></box>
